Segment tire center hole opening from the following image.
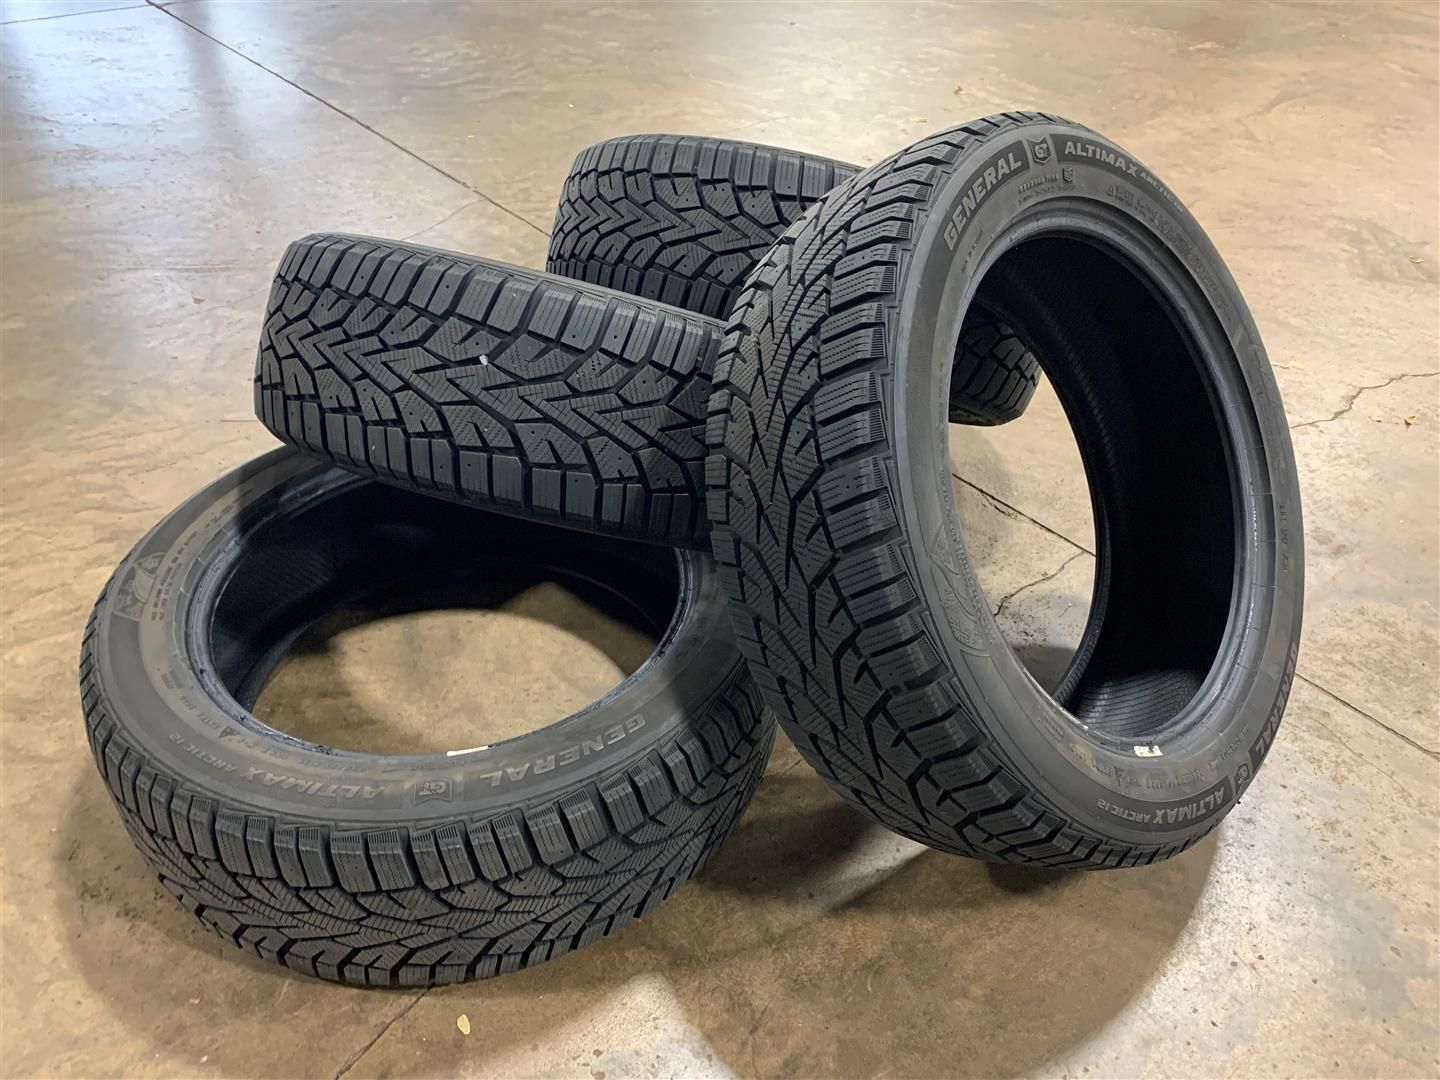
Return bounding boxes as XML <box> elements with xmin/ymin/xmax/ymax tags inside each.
<box><xmin>949</xmin><ymin>234</ymin><xmax>1237</xmax><ymax>744</ymax></box>
<box><xmin>206</xmin><ymin>484</ymin><xmax>676</xmax><ymax>756</ymax></box>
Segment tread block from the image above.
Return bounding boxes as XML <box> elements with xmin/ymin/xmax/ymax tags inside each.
<box><xmin>254</xmin><ymin>234</ymin><xmax>726</xmax><ymax>546</ymax></box>
<box><xmin>79</xmin><ymin>556</ymin><xmax>776</xmax><ymax>986</ymax></box>
<box><xmin>702</xmin><ymin>114</ymin><xmax>1206</xmax><ymax>869</ymax></box>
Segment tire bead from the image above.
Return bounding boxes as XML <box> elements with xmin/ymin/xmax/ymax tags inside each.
<box><xmin>82</xmin><ymin>452</ymin><xmax>775</xmax><ymax>985</ymax></box>
<box><xmin>705</xmin><ymin>113</ymin><xmax>1302</xmax><ymax>868</ymax></box>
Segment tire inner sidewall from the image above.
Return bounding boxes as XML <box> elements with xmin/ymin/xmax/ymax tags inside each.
<box><xmin>963</xmin><ymin>229</ymin><xmax>1239</xmax><ymax>744</ymax></box>
<box><xmin>910</xmin><ymin>197</ymin><xmax>1273</xmax><ymax>778</ymax></box>
<box><xmin>186</xmin><ymin>469</ymin><xmax>688</xmax><ymax>766</ymax></box>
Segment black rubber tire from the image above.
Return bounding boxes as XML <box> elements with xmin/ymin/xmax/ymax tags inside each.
<box><xmin>706</xmin><ymin>113</ymin><xmax>1303</xmax><ymax>868</ymax></box>
<box><xmin>254</xmin><ymin>233</ymin><xmax>726</xmax><ymax>547</ymax></box>
<box><xmin>81</xmin><ymin>449</ymin><xmax>774</xmax><ymax>986</ymax></box>
<box><xmin>547</xmin><ymin>134</ymin><xmax>1041</xmax><ymax>426</ymax></box>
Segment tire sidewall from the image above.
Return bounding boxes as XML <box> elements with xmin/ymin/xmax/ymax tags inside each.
<box><xmin>892</xmin><ymin>121</ymin><xmax>1303</xmax><ymax>844</ymax></box>
<box><xmin>93</xmin><ymin>448</ymin><xmax>739</xmax><ymax>827</ymax></box>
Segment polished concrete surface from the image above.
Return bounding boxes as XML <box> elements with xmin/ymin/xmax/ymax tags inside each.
<box><xmin>2</xmin><ymin>1</ymin><xmax>1437</xmax><ymax>1076</ymax></box>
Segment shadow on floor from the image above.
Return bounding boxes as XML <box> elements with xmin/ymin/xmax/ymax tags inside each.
<box><xmin>47</xmin><ymin>429</ymin><xmax>1208</xmax><ymax>1076</ymax></box>
<box><xmin>54</xmin><ymin>753</ymin><xmax>1216</xmax><ymax>1078</ymax></box>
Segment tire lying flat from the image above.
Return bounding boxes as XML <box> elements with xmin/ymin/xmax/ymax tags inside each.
<box><xmin>707</xmin><ymin>113</ymin><xmax>1303</xmax><ymax>867</ymax></box>
<box><xmin>548</xmin><ymin>134</ymin><xmax>1041</xmax><ymax>426</ymax></box>
<box><xmin>82</xmin><ymin>449</ymin><xmax>774</xmax><ymax>986</ymax></box>
<box><xmin>255</xmin><ymin>234</ymin><xmax>726</xmax><ymax>547</ymax></box>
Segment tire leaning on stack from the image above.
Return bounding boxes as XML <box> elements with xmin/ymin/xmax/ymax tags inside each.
<box><xmin>705</xmin><ymin>112</ymin><xmax>1304</xmax><ymax>867</ymax></box>
<box><xmin>82</xmin><ymin>449</ymin><xmax>775</xmax><ymax>986</ymax></box>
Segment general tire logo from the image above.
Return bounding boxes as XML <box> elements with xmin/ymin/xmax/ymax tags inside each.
<box><xmin>414</xmin><ymin>779</ymin><xmax>453</xmax><ymax>804</ymax></box>
<box><xmin>1029</xmin><ymin>137</ymin><xmax>1052</xmax><ymax>163</ymax></box>
<box><xmin>113</xmin><ymin>553</ymin><xmax>164</xmax><ymax>621</ymax></box>
<box><xmin>1233</xmin><ymin>760</ymin><xmax>1253</xmax><ymax>797</ymax></box>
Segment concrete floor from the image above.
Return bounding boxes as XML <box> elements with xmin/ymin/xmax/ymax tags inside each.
<box><xmin>2</xmin><ymin>1</ymin><xmax>1437</xmax><ymax>1076</ymax></box>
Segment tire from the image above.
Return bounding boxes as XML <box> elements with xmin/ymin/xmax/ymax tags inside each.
<box><xmin>706</xmin><ymin>113</ymin><xmax>1303</xmax><ymax>867</ymax></box>
<box><xmin>547</xmin><ymin>134</ymin><xmax>1041</xmax><ymax>426</ymax></box>
<box><xmin>254</xmin><ymin>233</ymin><xmax>725</xmax><ymax>547</ymax></box>
<box><xmin>81</xmin><ymin>449</ymin><xmax>774</xmax><ymax>986</ymax></box>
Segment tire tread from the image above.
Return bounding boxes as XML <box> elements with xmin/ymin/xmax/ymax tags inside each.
<box><xmin>706</xmin><ymin>112</ymin><xmax>1210</xmax><ymax>868</ymax></box>
<box><xmin>255</xmin><ymin>234</ymin><xmax>726</xmax><ymax>546</ymax></box>
<box><xmin>547</xmin><ymin>134</ymin><xmax>1042</xmax><ymax>427</ymax></box>
<box><xmin>81</xmin><ymin>576</ymin><xmax>774</xmax><ymax>986</ymax></box>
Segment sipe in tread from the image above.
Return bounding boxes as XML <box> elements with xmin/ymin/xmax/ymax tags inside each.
<box><xmin>255</xmin><ymin>233</ymin><xmax>726</xmax><ymax>547</ymax></box>
<box><xmin>81</xmin><ymin>580</ymin><xmax>774</xmax><ymax>987</ymax></box>
<box><xmin>547</xmin><ymin>133</ymin><xmax>1042</xmax><ymax>427</ymax></box>
<box><xmin>705</xmin><ymin>113</ymin><xmax>1209</xmax><ymax>870</ymax></box>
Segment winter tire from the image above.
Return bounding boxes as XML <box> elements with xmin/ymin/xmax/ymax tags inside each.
<box><xmin>81</xmin><ymin>449</ymin><xmax>774</xmax><ymax>985</ymax></box>
<box><xmin>548</xmin><ymin>134</ymin><xmax>1042</xmax><ymax>426</ymax></box>
<box><xmin>706</xmin><ymin>113</ymin><xmax>1303</xmax><ymax>868</ymax></box>
<box><xmin>254</xmin><ymin>234</ymin><xmax>726</xmax><ymax>546</ymax></box>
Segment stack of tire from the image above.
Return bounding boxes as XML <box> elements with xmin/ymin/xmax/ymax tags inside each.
<box><xmin>82</xmin><ymin>113</ymin><xmax>1302</xmax><ymax>987</ymax></box>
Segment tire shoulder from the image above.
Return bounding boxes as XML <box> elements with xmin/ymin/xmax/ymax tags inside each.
<box><xmin>256</xmin><ymin>233</ymin><xmax>723</xmax><ymax>547</ymax></box>
<box><xmin>83</xmin><ymin>542</ymin><xmax>774</xmax><ymax>984</ymax></box>
<box><xmin>706</xmin><ymin>112</ymin><xmax>1215</xmax><ymax>867</ymax></box>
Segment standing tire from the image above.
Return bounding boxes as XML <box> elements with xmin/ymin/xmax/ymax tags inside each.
<box><xmin>254</xmin><ymin>234</ymin><xmax>726</xmax><ymax>547</ymax></box>
<box><xmin>548</xmin><ymin>134</ymin><xmax>1041</xmax><ymax>426</ymax></box>
<box><xmin>81</xmin><ymin>449</ymin><xmax>774</xmax><ymax>985</ymax></box>
<box><xmin>706</xmin><ymin>113</ymin><xmax>1303</xmax><ymax>867</ymax></box>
